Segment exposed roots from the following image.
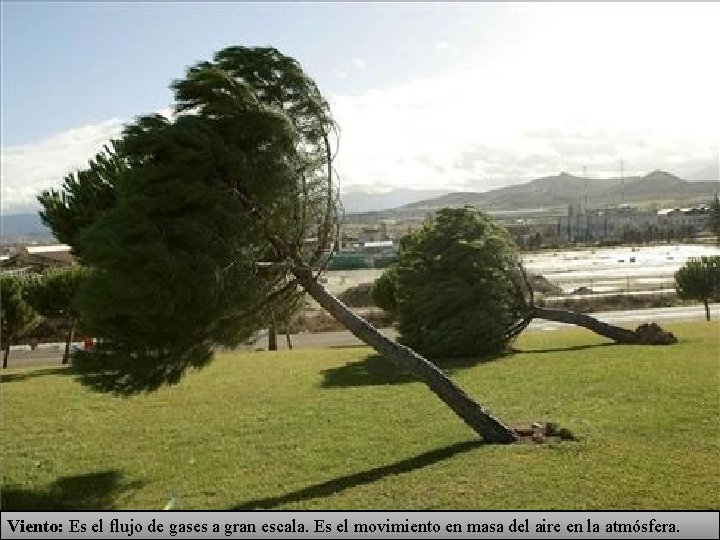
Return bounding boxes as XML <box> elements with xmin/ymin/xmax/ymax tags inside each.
<box><xmin>512</xmin><ymin>422</ymin><xmax>577</xmax><ymax>443</ymax></box>
<box><xmin>634</xmin><ymin>323</ymin><xmax>678</xmax><ymax>345</ymax></box>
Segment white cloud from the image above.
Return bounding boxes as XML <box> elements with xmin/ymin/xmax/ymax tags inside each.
<box><xmin>1</xmin><ymin>108</ymin><xmax>173</xmax><ymax>214</ymax></box>
<box><xmin>352</xmin><ymin>58</ymin><xmax>367</xmax><ymax>72</ymax></box>
<box><xmin>1</xmin><ymin>119</ymin><xmax>124</xmax><ymax>213</ymax></box>
<box><xmin>328</xmin><ymin>5</ymin><xmax>720</xmax><ymax>192</ymax></box>
<box><xmin>3</xmin><ymin>3</ymin><xmax>719</xmax><ymax>215</ymax></box>
<box><xmin>3</xmin><ymin>5</ymin><xmax>719</xmax><ymax>217</ymax></box>
<box><xmin>433</xmin><ymin>40</ymin><xmax>459</xmax><ymax>58</ymax></box>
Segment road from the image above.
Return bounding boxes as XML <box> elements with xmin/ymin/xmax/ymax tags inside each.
<box><xmin>3</xmin><ymin>304</ymin><xmax>717</xmax><ymax>369</ymax></box>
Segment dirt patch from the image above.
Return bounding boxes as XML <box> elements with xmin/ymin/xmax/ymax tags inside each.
<box><xmin>292</xmin><ymin>307</ymin><xmax>394</xmax><ymax>333</ymax></box>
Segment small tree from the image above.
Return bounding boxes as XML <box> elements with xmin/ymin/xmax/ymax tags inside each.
<box><xmin>675</xmin><ymin>256</ymin><xmax>720</xmax><ymax>321</ymax></box>
<box><xmin>23</xmin><ymin>266</ymin><xmax>88</xmax><ymax>364</ymax></box>
<box><xmin>275</xmin><ymin>289</ymin><xmax>306</xmax><ymax>350</ymax></box>
<box><xmin>259</xmin><ymin>286</ymin><xmax>306</xmax><ymax>351</ymax></box>
<box><xmin>1</xmin><ymin>275</ymin><xmax>37</xmax><ymax>368</ymax></box>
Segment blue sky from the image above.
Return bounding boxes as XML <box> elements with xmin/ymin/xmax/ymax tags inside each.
<box><xmin>3</xmin><ymin>2</ymin><xmax>520</xmax><ymax>144</ymax></box>
<box><xmin>2</xmin><ymin>2</ymin><xmax>719</xmax><ymax>212</ymax></box>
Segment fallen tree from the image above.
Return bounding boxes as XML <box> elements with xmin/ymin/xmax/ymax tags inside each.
<box><xmin>374</xmin><ymin>207</ymin><xmax>676</xmax><ymax>361</ymax></box>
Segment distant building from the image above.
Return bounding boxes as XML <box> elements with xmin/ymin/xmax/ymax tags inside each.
<box><xmin>361</xmin><ymin>240</ymin><xmax>395</xmax><ymax>255</ymax></box>
<box><xmin>558</xmin><ymin>204</ymin><xmax>710</xmax><ymax>242</ymax></box>
<box><xmin>0</xmin><ymin>244</ymin><xmax>74</xmax><ymax>274</ymax></box>
<box><xmin>657</xmin><ymin>206</ymin><xmax>710</xmax><ymax>231</ymax></box>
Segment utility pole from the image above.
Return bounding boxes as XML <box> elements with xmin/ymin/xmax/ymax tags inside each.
<box><xmin>620</xmin><ymin>159</ymin><xmax>625</xmax><ymax>206</ymax></box>
<box><xmin>583</xmin><ymin>166</ymin><xmax>588</xmax><ymax>242</ymax></box>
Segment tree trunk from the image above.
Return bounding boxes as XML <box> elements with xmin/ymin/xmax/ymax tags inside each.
<box><xmin>293</xmin><ymin>267</ymin><xmax>518</xmax><ymax>444</ymax></box>
<box><xmin>532</xmin><ymin>307</ymin><xmax>638</xmax><ymax>344</ymax></box>
<box><xmin>704</xmin><ymin>299</ymin><xmax>710</xmax><ymax>321</ymax></box>
<box><xmin>268</xmin><ymin>313</ymin><xmax>278</xmax><ymax>351</ymax></box>
<box><xmin>3</xmin><ymin>340</ymin><xmax>10</xmax><ymax>369</ymax></box>
<box><xmin>285</xmin><ymin>323</ymin><xmax>293</xmax><ymax>350</ymax></box>
<box><xmin>62</xmin><ymin>319</ymin><xmax>76</xmax><ymax>365</ymax></box>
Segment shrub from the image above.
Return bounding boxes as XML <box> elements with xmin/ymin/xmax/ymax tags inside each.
<box><xmin>337</xmin><ymin>283</ymin><xmax>375</xmax><ymax>308</ymax></box>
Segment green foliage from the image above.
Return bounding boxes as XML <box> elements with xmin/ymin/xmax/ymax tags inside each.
<box><xmin>393</xmin><ymin>207</ymin><xmax>526</xmax><ymax>359</ymax></box>
<box><xmin>372</xmin><ymin>267</ymin><xmax>398</xmax><ymax>314</ymax></box>
<box><xmin>23</xmin><ymin>266</ymin><xmax>88</xmax><ymax>321</ymax></box>
<box><xmin>1</xmin><ymin>275</ymin><xmax>37</xmax><ymax>345</ymax></box>
<box><xmin>70</xmin><ymin>134</ymin><xmax>279</xmax><ymax>392</ymax></box>
<box><xmin>675</xmin><ymin>256</ymin><xmax>720</xmax><ymax>310</ymax></box>
<box><xmin>372</xmin><ymin>253</ymin><xmax>399</xmax><ymax>269</ymax></box>
<box><xmin>38</xmin><ymin>45</ymin><xmax>338</xmax><ymax>394</ymax></box>
<box><xmin>37</xmin><ymin>142</ymin><xmax>125</xmax><ymax>257</ymax></box>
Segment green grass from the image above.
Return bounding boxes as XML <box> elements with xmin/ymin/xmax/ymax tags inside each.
<box><xmin>2</xmin><ymin>321</ymin><xmax>719</xmax><ymax>510</ymax></box>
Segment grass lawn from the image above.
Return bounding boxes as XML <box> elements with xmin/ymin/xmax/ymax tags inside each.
<box><xmin>2</xmin><ymin>321</ymin><xmax>718</xmax><ymax>510</ymax></box>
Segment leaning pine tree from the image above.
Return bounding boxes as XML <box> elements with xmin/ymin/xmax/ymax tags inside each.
<box><xmin>39</xmin><ymin>46</ymin><xmax>518</xmax><ymax>443</ymax></box>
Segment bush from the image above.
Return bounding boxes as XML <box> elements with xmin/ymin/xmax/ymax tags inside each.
<box><xmin>372</xmin><ymin>267</ymin><xmax>398</xmax><ymax>314</ymax></box>
<box><xmin>373</xmin><ymin>254</ymin><xmax>399</xmax><ymax>268</ymax></box>
<box><xmin>337</xmin><ymin>283</ymin><xmax>375</xmax><ymax>307</ymax></box>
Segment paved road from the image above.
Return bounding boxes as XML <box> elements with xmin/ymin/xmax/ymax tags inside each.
<box><xmin>3</xmin><ymin>304</ymin><xmax>717</xmax><ymax>369</ymax></box>
<box><xmin>279</xmin><ymin>304</ymin><xmax>719</xmax><ymax>348</ymax></box>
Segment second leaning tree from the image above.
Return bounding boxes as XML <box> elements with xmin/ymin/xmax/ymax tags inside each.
<box><xmin>39</xmin><ymin>46</ymin><xmax>519</xmax><ymax>443</ymax></box>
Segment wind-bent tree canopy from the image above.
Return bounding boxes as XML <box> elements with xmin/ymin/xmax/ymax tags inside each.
<box><xmin>1</xmin><ymin>275</ymin><xmax>37</xmax><ymax>369</ymax></box>
<box><xmin>392</xmin><ymin>208</ymin><xmax>526</xmax><ymax>358</ymax></box>
<box><xmin>675</xmin><ymin>256</ymin><xmax>720</xmax><ymax>321</ymax></box>
<box><xmin>38</xmin><ymin>142</ymin><xmax>125</xmax><ymax>257</ymax></box>
<box><xmin>374</xmin><ymin>207</ymin><xmax>674</xmax><ymax>358</ymax></box>
<box><xmin>23</xmin><ymin>266</ymin><xmax>88</xmax><ymax>364</ymax></box>
<box><xmin>38</xmin><ymin>45</ymin><xmax>518</xmax><ymax>443</ymax></box>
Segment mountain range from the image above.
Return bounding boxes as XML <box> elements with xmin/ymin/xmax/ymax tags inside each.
<box><xmin>2</xmin><ymin>170</ymin><xmax>718</xmax><ymax>240</ymax></box>
<box><xmin>379</xmin><ymin>170</ymin><xmax>719</xmax><ymax>215</ymax></box>
<box><xmin>1</xmin><ymin>213</ymin><xmax>51</xmax><ymax>240</ymax></box>
<box><xmin>341</xmin><ymin>188</ymin><xmax>451</xmax><ymax>213</ymax></box>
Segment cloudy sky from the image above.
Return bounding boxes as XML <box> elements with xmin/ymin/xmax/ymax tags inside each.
<box><xmin>2</xmin><ymin>2</ymin><xmax>718</xmax><ymax>213</ymax></box>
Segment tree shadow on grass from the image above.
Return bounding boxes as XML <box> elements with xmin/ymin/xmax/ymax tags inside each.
<box><xmin>321</xmin><ymin>341</ymin><xmax>619</xmax><ymax>389</ymax></box>
<box><xmin>1</xmin><ymin>470</ymin><xmax>143</xmax><ymax>510</ymax></box>
<box><xmin>320</xmin><ymin>353</ymin><xmax>509</xmax><ymax>389</ymax></box>
<box><xmin>229</xmin><ymin>440</ymin><xmax>484</xmax><ymax>510</ymax></box>
<box><xmin>1</xmin><ymin>366</ymin><xmax>71</xmax><ymax>384</ymax></box>
<box><xmin>511</xmin><ymin>342</ymin><xmax>617</xmax><ymax>355</ymax></box>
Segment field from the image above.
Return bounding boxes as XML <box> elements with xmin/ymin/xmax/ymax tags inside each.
<box><xmin>2</xmin><ymin>321</ymin><xmax>718</xmax><ymax>510</ymax></box>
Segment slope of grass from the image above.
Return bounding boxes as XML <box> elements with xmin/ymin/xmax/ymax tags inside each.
<box><xmin>2</xmin><ymin>321</ymin><xmax>718</xmax><ymax>510</ymax></box>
